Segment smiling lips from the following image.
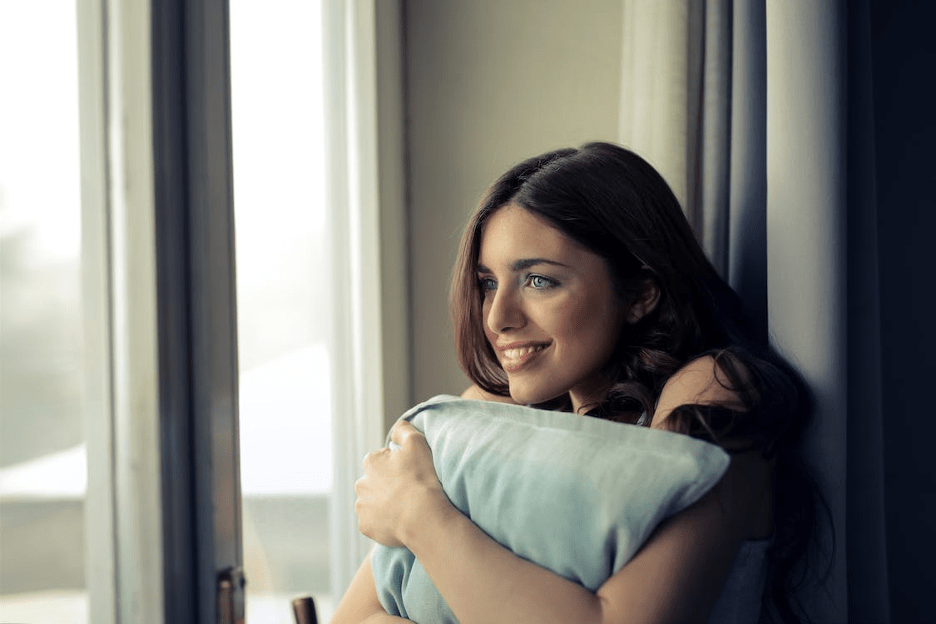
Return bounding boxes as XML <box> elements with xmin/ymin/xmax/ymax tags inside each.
<box><xmin>497</xmin><ymin>343</ymin><xmax>549</xmax><ymax>373</ymax></box>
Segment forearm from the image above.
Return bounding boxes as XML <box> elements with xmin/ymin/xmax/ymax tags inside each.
<box><xmin>404</xmin><ymin>498</ymin><xmax>606</xmax><ymax>624</ymax></box>
<box><xmin>332</xmin><ymin>603</ymin><xmax>408</xmax><ymax>624</ymax></box>
<box><xmin>332</xmin><ymin>600</ymin><xmax>411</xmax><ymax>624</ymax></box>
<box><xmin>331</xmin><ymin>557</ymin><xmax>414</xmax><ymax>624</ymax></box>
<box><xmin>359</xmin><ymin>614</ymin><xmax>410</xmax><ymax>623</ymax></box>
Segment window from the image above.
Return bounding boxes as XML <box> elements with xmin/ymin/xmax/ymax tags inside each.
<box><xmin>0</xmin><ymin>2</ymin><xmax>398</xmax><ymax>622</ymax></box>
<box><xmin>229</xmin><ymin>1</ymin><xmax>336</xmax><ymax>620</ymax></box>
<box><xmin>0</xmin><ymin>3</ymin><xmax>88</xmax><ymax>622</ymax></box>
<box><xmin>231</xmin><ymin>1</ymin><xmax>393</xmax><ymax>621</ymax></box>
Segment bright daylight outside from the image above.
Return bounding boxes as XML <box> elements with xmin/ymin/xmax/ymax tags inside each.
<box><xmin>231</xmin><ymin>1</ymin><xmax>335</xmax><ymax>622</ymax></box>
<box><xmin>0</xmin><ymin>2</ymin><xmax>335</xmax><ymax>623</ymax></box>
<box><xmin>0</xmin><ymin>2</ymin><xmax>88</xmax><ymax>623</ymax></box>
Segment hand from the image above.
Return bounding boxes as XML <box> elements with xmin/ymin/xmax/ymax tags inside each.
<box><xmin>354</xmin><ymin>420</ymin><xmax>450</xmax><ymax>547</ymax></box>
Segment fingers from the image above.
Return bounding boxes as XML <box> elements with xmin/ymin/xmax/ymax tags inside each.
<box><xmin>390</xmin><ymin>419</ymin><xmax>425</xmax><ymax>448</ymax></box>
<box><xmin>360</xmin><ymin>447</ymin><xmax>387</xmax><ymax>472</ymax></box>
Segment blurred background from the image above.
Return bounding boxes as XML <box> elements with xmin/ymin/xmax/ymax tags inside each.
<box><xmin>1</xmin><ymin>1</ymin><xmax>933</xmax><ymax>623</ymax></box>
<box><xmin>1</xmin><ymin>2</ymin><xmax>88</xmax><ymax>620</ymax></box>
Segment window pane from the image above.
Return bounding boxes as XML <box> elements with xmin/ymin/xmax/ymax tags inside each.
<box><xmin>0</xmin><ymin>2</ymin><xmax>88</xmax><ymax>623</ymax></box>
<box><xmin>229</xmin><ymin>1</ymin><xmax>333</xmax><ymax>622</ymax></box>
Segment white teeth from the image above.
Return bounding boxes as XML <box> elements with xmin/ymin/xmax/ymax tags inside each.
<box><xmin>502</xmin><ymin>345</ymin><xmax>545</xmax><ymax>360</ymax></box>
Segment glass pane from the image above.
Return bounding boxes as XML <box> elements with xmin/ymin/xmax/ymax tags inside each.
<box><xmin>229</xmin><ymin>1</ymin><xmax>333</xmax><ymax>622</ymax></box>
<box><xmin>0</xmin><ymin>2</ymin><xmax>88</xmax><ymax>623</ymax></box>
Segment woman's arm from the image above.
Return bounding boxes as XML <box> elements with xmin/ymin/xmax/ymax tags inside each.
<box><xmin>411</xmin><ymin>466</ymin><xmax>753</xmax><ymax>624</ymax></box>
<box><xmin>353</xmin><ymin>356</ymin><xmax>770</xmax><ymax>624</ymax></box>
<box><xmin>355</xmin><ymin>435</ymin><xmax>766</xmax><ymax>623</ymax></box>
<box><xmin>330</xmin><ymin>555</ymin><xmax>412</xmax><ymax>624</ymax></box>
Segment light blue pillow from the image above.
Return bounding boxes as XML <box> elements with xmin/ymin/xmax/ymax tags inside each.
<box><xmin>371</xmin><ymin>395</ymin><xmax>730</xmax><ymax>624</ymax></box>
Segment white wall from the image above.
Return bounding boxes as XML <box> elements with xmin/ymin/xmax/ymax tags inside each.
<box><xmin>404</xmin><ymin>0</ymin><xmax>626</xmax><ymax>403</ymax></box>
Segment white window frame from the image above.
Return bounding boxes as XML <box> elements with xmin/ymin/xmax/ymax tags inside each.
<box><xmin>79</xmin><ymin>0</ymin><xmax>242</xmax><ymax>622</ymax></box>
<box><xmin>322</xmin><ymin>0</ymin><xmax>407</xmax><ymax>597</ymax></box>
<box><xmin>78</xmin><ymin>0</ymin><xmax>406</xmax><ymax>620</ymax></box>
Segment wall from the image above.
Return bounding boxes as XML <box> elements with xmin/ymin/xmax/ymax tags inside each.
<box><xmin>403</xmin><ymin>0</ymin><xmax>625</xmax><ymax>403</ymax></box>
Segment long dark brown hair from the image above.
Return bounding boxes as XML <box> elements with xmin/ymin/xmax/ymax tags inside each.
<box><xmin>449</xmin><ymin>142</ymin><xmax>830</xmax><ymax>623</ymax></box>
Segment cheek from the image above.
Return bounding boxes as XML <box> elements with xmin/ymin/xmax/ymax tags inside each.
<box><xmin>554</xmin><ymin>294</ymin><xmax>602</xmax><ymax>333</ymax></box>
<box><xmin>558</xmin><ymin>295</ymin><xmax>623</xmax><ymax>354</ymax></box>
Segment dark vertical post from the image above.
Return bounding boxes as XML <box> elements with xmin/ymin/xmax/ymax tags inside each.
<box><xmin>151</xmin><ymin>0</ymin><xmax>242</xmax><ymax>622</ymax></box>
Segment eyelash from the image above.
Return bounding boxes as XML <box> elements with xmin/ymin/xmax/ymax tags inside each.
<box><xmin>478</xmin><ymin>276</ymin><xmax>497</xmax><ymax>292</ymax></box>
<box><xmin>477</xmin><ymin>274</ymin><xmax>559</xmax><ymax>293</ymax></box>
<box><xmin>526</xmin><ymin>274</ymin><xmax>558</xmax><ymax>290</ymax></box>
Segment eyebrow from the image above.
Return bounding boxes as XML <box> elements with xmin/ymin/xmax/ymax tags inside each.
<box><xmin>477</xmin><ymin>258</ymin><xmax>571</xmax><ymax>273</ymax></box>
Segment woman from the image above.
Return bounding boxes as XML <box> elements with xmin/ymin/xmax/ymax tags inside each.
<box><xmin>332</xmin><ymin>142</ymin><xmax>825</xmax><ymax>623</ymax></box>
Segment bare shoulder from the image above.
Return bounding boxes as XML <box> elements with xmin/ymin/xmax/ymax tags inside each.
<box><xmin>460</xmin><ymin>384</ymin><xmax>517</xmax><ymax>404</ymax></box>
<box><xmin>652</xmin><ymin>354</ymin><xmax>775</xmax><ymax>539</ymax></box>
<box><xmin>651</xmin><ymin>354</ymin><xmax>747</xmax><ymax>429</ymax></box>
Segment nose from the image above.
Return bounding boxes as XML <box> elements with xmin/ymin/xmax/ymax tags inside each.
<box><xmin>485</xmin><ymin>286</ymin><xmax>525</xmax><ymax>334</ymax></box>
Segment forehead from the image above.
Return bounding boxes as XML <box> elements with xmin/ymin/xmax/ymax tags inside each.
<box><xmin>478</xmin><ymin>204</ymin><xmax>588</xmax><ymax>267</ymax></box>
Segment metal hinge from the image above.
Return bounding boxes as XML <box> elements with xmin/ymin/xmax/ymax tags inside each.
<box><xmin>217</xmin><ymin>566</ymin><xmax>246</xmax><ymax>624</ymax></box>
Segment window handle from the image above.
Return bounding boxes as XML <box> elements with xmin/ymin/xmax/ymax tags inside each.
<box><xmin>217</xmin><ymin>567</ymin><xmax>246</xmax><ymax>624</ymax></box>
<box><xmin>292</xmin><ymin>596</ymin><xmax>319</xmax><ymax>624</ymax></box>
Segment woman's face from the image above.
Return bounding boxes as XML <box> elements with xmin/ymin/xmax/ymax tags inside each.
<box><xmin>477</xmin><ymin>204</ymin><xmax>626</xmax><ymax>411</ymax></box>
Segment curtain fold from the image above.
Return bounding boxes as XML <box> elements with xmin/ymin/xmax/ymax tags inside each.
<box><xmin>620</xmin><ymin>0</ymin><xmax>760</xmax><ymax>321</ymax></box>
<box><xmin>619</xmin><ymin>1</ymin><xmax>695</xmax><ymax>208</ymax></box>
<box><xmin>727</xmin><ymin>0</ymin><xmax>767</xmax><ymax>338</ymax></box>
<box><xmin>692</xmin><ymin>0</ymin><xmax>732</xmax><ymax>276</ymax></box>
<box><xmin>844</xmin><ymin>1</ymin><xmax>890</xmax><ymax>621</ymax></box>
<box><xmin>619</xmin><ymin>1</ymin><xmax>891</xmax><ymax>621</ymax></box>
<box><xmin>765</xmin><ymin>3</ymin><xmax>848</xmax><ymax>620</ymax></box>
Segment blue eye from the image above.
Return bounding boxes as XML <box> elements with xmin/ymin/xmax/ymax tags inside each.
<box><xmin>478</xmin><ymin>276</ymin><xmax>497</xmax><ymax>292</ymax></box>
<box><xmin>528</xmin><ymin>274</ymin><xmax>557</xmax><ymax>290</ymax></box>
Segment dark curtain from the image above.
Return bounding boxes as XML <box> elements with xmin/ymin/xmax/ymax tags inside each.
<box><xmin>862</xmin><ymin>1</ymin><xmax>936</xmax><ymax>622</ymax></box>
<box><xmin>621</xmin><ymin>0</ymin><xmax>936</xmax><ymax>621</ymax></box>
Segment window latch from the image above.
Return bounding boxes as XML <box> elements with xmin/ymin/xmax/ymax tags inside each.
<box><xmin>217</xmin><ymin>566</ymin><xmax>246</xmax><ymax>624</ymax></box>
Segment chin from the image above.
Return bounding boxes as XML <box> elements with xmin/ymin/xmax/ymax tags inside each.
<box><xmin>508</xmin><ymin>384</ymin><xmax>566</xmax><ymax>407</ymax></box>
<box><xmin>508</xmin><ymin>388</ymin><xmax>536</xmax><ymax>406</ymax></box>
